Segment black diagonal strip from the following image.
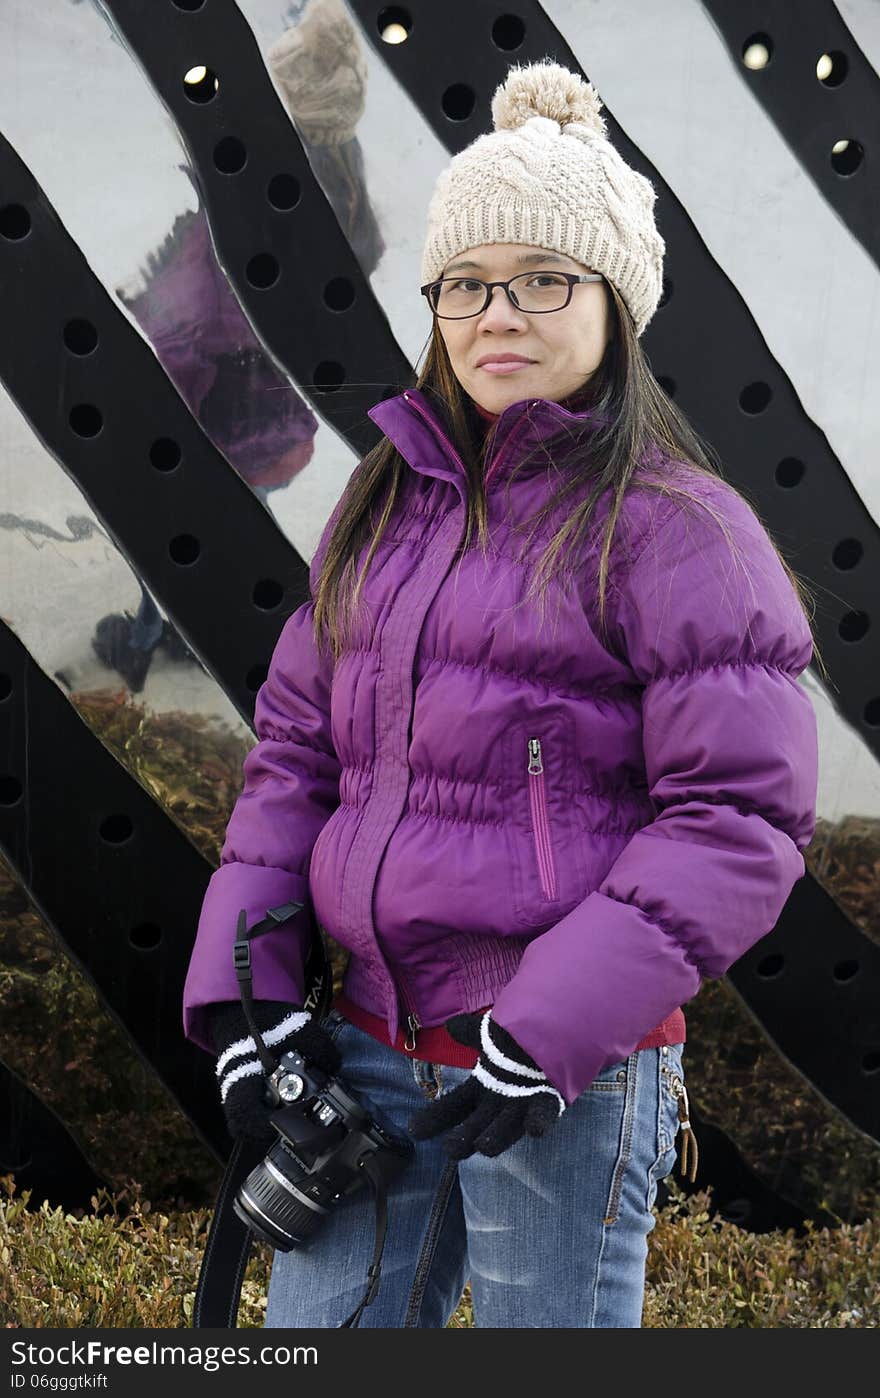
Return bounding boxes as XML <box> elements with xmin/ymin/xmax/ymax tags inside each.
<box><xmin>0</xmin><ymin>1055</ymin><xmax>109</xmax><ymax>1211</ymax></box>
<box><xmin>728</xmin><ymin>876</ymin><xmax>880</xmax><ymax>1141</ymax></box>
<box><xmin>0</xmin><ymin>132</ymin><xmax>327</xmax><ymax>723</ymax></box>
<box><xmin>0</xmin><ymin>619</ymin><xmax>240</xmax><ymax>1166</ymax></box>
<box><xmin>702</xmin><ymin>0</ymin><xmax>880</xmax><ymax>269</ymax></box>
<box><xmin>100</xmin><ymin>0</ymin><xmax>413</xmax><ymax>437</ymax></box>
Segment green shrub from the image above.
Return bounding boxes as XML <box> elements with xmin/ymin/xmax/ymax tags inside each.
<box><xmin>2</xmin><ymin>1175</ymin><xmax>877</xmax><ymax>1329</ymax></box>
<box><xmin>644</xmin><ymin>1182</ymin><xmax>880</xmax><ymax>1327</ymax></box>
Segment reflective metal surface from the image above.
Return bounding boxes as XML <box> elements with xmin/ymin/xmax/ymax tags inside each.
<box><xmin>240</xmin><ymin>0</ymin><xmax>445</xmax><ymax>367</ymax></box>
<box><xmin>544</xmin><ymin>0</ymin><xmax>880</xmax><ymax>927</ymax></box>
<box><xmin>0</xmin><ymin>0</ymin><xmax>362</xmax><ymax>564</ymax></box>
<box><xmin>1</xmin><ymin>0</ymin><xmax>878</xmax><ymax>1210</ymax></box>
<box><xmin>544</xmin><ymin>0</ymin><xmax>880</xmax><ymax>521</ymax></box>
<box><xmin>0</xmin><ymin>378</ymin><xmax>251</xmax><ymax>833</ymax></box>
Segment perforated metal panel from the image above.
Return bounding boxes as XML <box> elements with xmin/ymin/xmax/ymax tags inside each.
<box><xmin>0</xmin><ymin>0</ymin><xmax>877</xmax><ymax>1221</ymax></box>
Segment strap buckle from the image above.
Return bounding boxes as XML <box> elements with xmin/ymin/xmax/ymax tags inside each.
<box><xmin>232</xmin><ymin>940</ymin><xmax>251</xmax><ymax>982</ymax></box>
<box><xmin>364</xmin><ymin>1264</ymin><xmax>382</xmax><ymax>1307</ymax></box>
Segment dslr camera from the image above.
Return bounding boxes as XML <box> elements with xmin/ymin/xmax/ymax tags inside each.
<box><xmin>234</xmin><ymin>1042</ymin><xmax>413</xmax><ymax>1251</ymax></box>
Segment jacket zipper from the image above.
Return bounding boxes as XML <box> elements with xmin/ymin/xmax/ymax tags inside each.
<box><xmin>484</xmin><ymin>415</ymin><xmax>528</xmax><ymax>492</ymax></box>
<box><xmin>395</xmin><ymin>968</ymin><xmax>422</xmax><ymax>1053</ymax></box>
<box><xmin>404</xmin><ymin>390</ymin><xmax>530</xmax><ymax>495</ymax></box>
<box><xmin>403</xmin><ymin>392</ymin><xmax>467</xmax><ymax>478</ymax></box>
<box><xmin>527</xmin><ymin>737</ymin><xmax>557</xmax><ymax>901</ymax></box>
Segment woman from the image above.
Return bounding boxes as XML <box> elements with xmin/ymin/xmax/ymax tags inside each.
<box><xmin>183</xmin><ymin>61</ymin><xmax>821</xmax><ymax>1328</ymax></box>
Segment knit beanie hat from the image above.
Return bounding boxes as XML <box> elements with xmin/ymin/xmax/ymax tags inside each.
<box><xmin>420</xmin><ymin>60</ymin><xmax>665</xmax><ymax>337</ymax></box>
<box><xmin>266</xmin><ymin>0</ymin><xmax>368</xmax><ymax>147</ymax></box>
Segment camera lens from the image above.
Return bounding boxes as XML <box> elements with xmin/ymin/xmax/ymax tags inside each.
<box><xmin>235</xmin><ymin>1145</ymin><xmax>329</xmax><ymax>1251</ymax></box>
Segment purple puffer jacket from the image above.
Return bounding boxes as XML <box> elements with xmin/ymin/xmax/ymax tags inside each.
<box><xmin>183</xmin><ymin>388</ymin><xmax>818</xmax><ymax>1103</ymax></box>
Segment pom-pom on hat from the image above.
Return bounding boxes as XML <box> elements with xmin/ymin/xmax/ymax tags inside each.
<box><xmin>420</xmin><ymin>60</ymin><xmax>665</xmax><ymax>337</ymax></box>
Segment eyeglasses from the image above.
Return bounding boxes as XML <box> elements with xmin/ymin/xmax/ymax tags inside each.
<box><xmin>420</xmin><ymin>271</ymin><xmax>604</xmax><ymax>319</ymax></box>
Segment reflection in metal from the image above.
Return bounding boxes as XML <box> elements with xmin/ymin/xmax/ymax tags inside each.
<box><xmin>0</xmin><ymin>620</ymin><xmax>241</xmax><ymax>1166</ymax></box>
<box><xmin>118</xmin><ymin>189</ymin><xmax>321</xmax><ymax>508</ymax></box>
<box><xmin>1</xmin><ymin>0</ymin><xmax>363</xmax><ymax>554</ymax></box>
<box><xmin>701</xmin><ymin>0</ymin><xmax>880</xmax><ymax>269</ymax></box>
<box><xmin>0</xmin><ymin>381</ymin><xmax>250</xmax><ymax>738</ymax></box>
<box><xmin>241</xmin><ymin>0</ymin><xmax>450</xmax><ymax>365</ymax></box>
<box><xmin>542</xmin><ymin>0</ymin><xmax>880</xmax><ymax>519</ymax></box>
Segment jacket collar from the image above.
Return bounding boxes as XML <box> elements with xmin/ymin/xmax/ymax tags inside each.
<box><xmin>367</xmin><ymin>387</ymin><xmax>606</xmax><ymax>502</ymax></box>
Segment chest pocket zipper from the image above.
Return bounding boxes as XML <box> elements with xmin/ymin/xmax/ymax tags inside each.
<box><xmin>527</xmin><ymin>737</ymin><xmax>558</xmax><ymax>901</ymax></box>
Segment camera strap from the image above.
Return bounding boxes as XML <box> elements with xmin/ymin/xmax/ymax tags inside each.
<box><xmin>233</xmin><ymin>907</ymin><xmax>394</xmax><ymax>1327</ymax></box>
<box><xmin>233</xmin><ymin>904</ymin><xmax>304</xmax><ymax>1073</ymax></box>
<box><xmin>193</xmin><ymin>903</ymin><xmax>331</xmax><ymax>1328</ymax></box>
<box><xmin>192</xmin><ymin>1134</ymin><xmax>262</xmax><ymax>1328</ymax></box>
<box><xmin>338</xmin><ymin>1154</ymin><xmax>389</xmax><ymax>1328</ymax></box>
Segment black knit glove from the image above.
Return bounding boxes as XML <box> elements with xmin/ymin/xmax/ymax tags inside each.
<box><xmin>208</xmin><ymin>999</ymin><xmax>342</xmax><ymax>1148</ymax></box>
<box><xmin>407</xmin><ymin>1011</ymin><xmax>566</xmax><ymax>1159</ymax></box>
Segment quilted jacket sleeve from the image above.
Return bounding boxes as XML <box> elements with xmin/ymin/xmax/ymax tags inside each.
<box><xmin>491</xmin><ymin>478</ymin><xmax>819</xmax><ymax>1103</ymax></box>
<box><xmin>182</xmin><ymin>516</ymin><xmax>344</xmax><ymax>1053</ymax></box>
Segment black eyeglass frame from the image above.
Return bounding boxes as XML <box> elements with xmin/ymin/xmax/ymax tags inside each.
<box><xmin>419</xmin><ymin>271</ymin><xmax>604</xmax><ymax>319</ymax></box>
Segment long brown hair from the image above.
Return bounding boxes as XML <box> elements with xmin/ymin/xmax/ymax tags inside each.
<box><xmin>312</xmin><ymin>279</ymin><xmax>828</xmax><ymax>683</ymax></box>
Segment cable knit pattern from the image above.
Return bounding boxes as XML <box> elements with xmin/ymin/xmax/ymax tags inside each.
<box><xmin>420</xmin><ymin>61</ymin><xmax>665</xmax><ymax>337</ymax></box>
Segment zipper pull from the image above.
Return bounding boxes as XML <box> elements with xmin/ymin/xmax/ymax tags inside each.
<box><xmin>670</xmin><ymin>1075</ymin><xmax>700</xmax><ymax>1183</ymax></box>
<box><xmin>527</xmin><ymin>737</ymin><xmax>543</xmax><ymax>774</ymax></box>
<box><xmin>404</xmin><ymin>1012</ymin><xmax>421</xmax><ymax>1053</ymax></box>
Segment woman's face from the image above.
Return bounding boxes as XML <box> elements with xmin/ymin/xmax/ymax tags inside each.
<box><xmin>434</xmin><ymin>242</ymin><xmax>613</xmax><ymax>415</ymax></box>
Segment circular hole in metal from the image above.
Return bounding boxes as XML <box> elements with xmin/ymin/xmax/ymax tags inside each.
<box><xmin>776</xmin><ymin>457</ymin><xmax>805</xmax><ymax>488</ymax></box>
<box><xmin>442</xmin><ymin>83</ymin><xmax>476</xmax><ymax>122</ymax></box>
<box><xmin>267</xmin><ymin>173</ymin><xmax>302</xmax><ymax>210</ymax></box>
<box><xmin>169</xmin><ymin>534</ymin><xmax>201</xmax><ymax>566</ymax></box>
<box><xmin>378</xmin><ymin>6</ymin><xmax>412</xmax><ymax>42</ymax></box>
<box><xmin>0</xmin><ymin>204</ymin><xmax>31</xmax><ymax>240</ymax></box>
<box><xmin>817</xmin><ymin>50</ymin><xmax>848</xmax><ymax>87</ymax></box>
<box><xmin>323</xmin><ymin>277</ymin><xmax>356</xmax><ymax>312</ymax></box>
<box><xmin>150</xmin><ymin>438</ymin><xmax>182</xmax><ymax>473</ymax></box>
<box><xmin>246</xmin><ymin>253</ymin><xmax>281</xmax><ymax>289</ymax></box>
<box><xmin>0</xmin><ymin>776</ymin><xmax>23</xmax><ymax>806</ymax></box>
<box><xmin>214</xmin><ymin>136</ymin><xmax>247</xmax><ymax>174</ymax></box>
<box><xmin>69</xmin><ymin>404</ymin><xmax>103</xmax><ymax>438</ymax></box>
<box><xmin>830</xmin><ymin>138</ymin><xmax>863</xmax><ymax>176</ymax></box>
<box><xmin>63</xmin><ymin>319</ymin><xmax>99</xmax><ymax>355</ymax></box>
<box><xmin>313</xmin><ymin>361</ymin><xmax>345</xmax><ymax>393</ymax></box>
<box><xmin>741</xmin><ymin>33</ymin><xmax>773</xmax><ymax>70</ymax></box>
<box><xmin>183</xmin><ymin>65</ymin><xmax>218</xmax><ymax>103</ymax></box>
<box><xmin>739</xmin><ymin>381</ymin><xmax>772</xmax><ymax>415</ymax></box>
<box><xmin>130</xmin><ymin>922</ymin><xmax>162</xmax><ymax>950</ymax></box>
<box><xmin>246</xmin><ymin>663</ymin><xmax>269</xmax><ymax>693</ymax></box>
<box><xmin>832</xmin><ymin>959</ymin><xmax>859</xmax><ymax>983</ymax></box>
<box><xmin>253</xmin><ymin>579</ymin><xmax>284</xmax><ymax>610</ymax></box>
<box><xmin>99</xmin><ymin>812</ymin><xmax>134</xmax><ymax>844</ymax></box>
<box><xmin>832</xmin><ymin>538</ymin><xmax>862</xmax><ymax>570</ymax></box>
<box><xmin>838</xmin><ymin>609</ymin><xmax>869</xmax><ymax>643</ymax></box>
<box><xmin>756</xmin><ymin>953</ymin><xmax>784</xmax><ymax>978</ymax></box>
<box><xmin>492</xmin><ymin>15</ymin><xmax>526</xmax><ymax>50</ymax></box>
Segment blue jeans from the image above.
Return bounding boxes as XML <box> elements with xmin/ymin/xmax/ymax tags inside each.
<box><xmin>264</xmin><ymin>1010</ymin><xmax>684</xmax><ymax>1329</ymax></box>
